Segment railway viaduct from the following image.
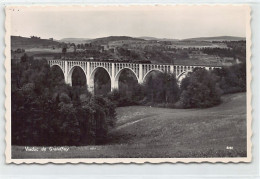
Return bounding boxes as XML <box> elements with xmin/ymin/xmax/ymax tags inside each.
<box><xmin>48</xmin><ymin>59</ymin><xmax>221</xmax><ymax>93</ymax></box>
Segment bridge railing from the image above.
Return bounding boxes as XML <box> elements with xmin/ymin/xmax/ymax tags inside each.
<box><xmin>49</xmin><ymin>59</ymin><xmax>223</xmax><ymax>68</ymax></box>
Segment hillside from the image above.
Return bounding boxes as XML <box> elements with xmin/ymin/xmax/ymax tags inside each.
<box><xmin>90</xmin><ymin>36</ymin><xmax>145</xmax><ymax>45</ymax></box>
<box><xmin>183</xmin><ymin>36</ymin><xmax>246</xmax><ymax>42</ymax></box>
<box><xmin>11</xmin><ymin>35</ymin><xmax>245</xmax><ymax>66</ymax></box>
<box><xmin>11</xmin><ymin>36</ymin><xmax>60</xmax><ymax>50</ymax></box>
<box><xmin>12</xmin><ymin>92</ymin><xmax>246</xmax><ymax>158</ymax></box>
<box><xmin>58</xmin><ymin>38</ymin><xmax>92</xmax><ymax>44</ymax></box>
<box><xmin>138</xmin><ymin>36</ymin><xmax>178</xmax><ymax>41</ymax></box>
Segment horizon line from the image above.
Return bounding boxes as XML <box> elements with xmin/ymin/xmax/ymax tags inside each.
<box><xmin>11</xmin><ymin>34</ymin><xmax>247</xmax><ymax>41</ymax></box>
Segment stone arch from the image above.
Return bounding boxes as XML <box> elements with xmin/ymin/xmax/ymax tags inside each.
<box><xmin>177</xmin><ymin>71</ymin><xmax>188</xmax><ymax>82</ymax></box>
<box><xmin>114</xmin><ymin>67</ymin><xmax>139</xmax><ymax>89</ymax></box>
<box><xmin>67</xmin><ymin>65</ymin><xmax>87</xmax><ymax>86</ymax></box>
<box><xmin>143</xmin><ymin>69</ymin><xmax>164</xmax><ymax>83</ymax></box>
<box><xmin>49</xmin><ymin>61</ymin><xmax>65</xmax><ymax>71</ymax></box>
<box><xmin>50</xmin><ymin>64</ymin><xmax>65</xmax><ymax>80</ymax></box>
<box><xmin>89</xmin><ymin>66</ymin><xmax>112</xmax><ymax>93</ymax></box>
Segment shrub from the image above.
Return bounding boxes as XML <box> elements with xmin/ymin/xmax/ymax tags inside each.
<box><xmin>179</xmin><ymin>68</ymin><xmax>221</xmax><ymax>108</ymax></box>
<box><xmin>212</xmin><ymin>62</ymin><xmax>246</xmax><ymax>94</ymax></box>
<box><xmin>107</xmin><ymin>89</ymin><xmax>139</xmax><ymax>107</ymax></box>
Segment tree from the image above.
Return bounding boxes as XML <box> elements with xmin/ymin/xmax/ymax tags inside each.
<box><xmin>11</xmin><ymin>57</ymin><xmax>117</xmax><ymax>146</ymax></box>
<box><xmin>20</xmin><ymin>53</ymin><xmax>28</xmax><ymax>63</ymax></box>
<box><xmin>62</xmin><ymin>47</ymin><xmax>67</xmax><ymax>54</ymax></box>
<box><xmin>143</xmin><ymin>72</ymin><xmax>180</xmax><ymax>104</ymax></box>
<box><xmin>212</xmin><ymin>62</ymin><xmax>246</xmax><ymax>94</ymax></box>
<box><xmin>80</xmin><ymin>44</ymin><xmax>84</xmax><ymax>49</ymax></box>
<box><xmin>179</xmin><ymin>68</ymin><xmax>221</xmax><ymax>108</ymax></box>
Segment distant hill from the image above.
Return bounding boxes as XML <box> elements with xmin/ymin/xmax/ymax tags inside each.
<box><xmin>90</xmin><ymin>36</ymin><xmax>145</xmax><ymax>45</ymax></box>
<box><xmin>138</xmin><ymin>36</ymin><xmax>179</xmax><ymax>41</ymax></box>
<box><xmin>58</xmin><ymin>38</ymin><xmax>92</xmax><ymax>44</ymax></box>
<box><xmin>182</xmin><ymin>36</ymin><xmax>246</xmax><ymax>42</ymax></box>
<box><xmin>11</xmin><ymin>36</ymin><xmax>60</xmax><ymax>50</ymax></box>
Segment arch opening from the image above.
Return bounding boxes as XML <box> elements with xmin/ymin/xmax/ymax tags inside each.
<box><xmin>68</xmin><ymin>66</ymin><xmax>87</xmax><ymax>87</ymax></box>
<box><xmin>143</xmin><ymin>70</ymin><xmax>179</xmax><ymax>104</ymax></box>
<box><xmin>178</xmin><ymin>68</ymin><xmax>195</xmax><ymax>84</ymax></box>
<box><xmin>177</xmin><ymin>71</ymin><xmax>188</xmax><ymax>83</ymax></box>
<box><xmin>143</xmin><ymin>70</ymin><xmax>165</xmax><ymax>103</ymax></box>
<box><xmin>143</xmin><ymin>69</ymin><xmax>163</xmax><ymax>84</ymax></box>
<box><xmin>115</xmin><ymin>68</ymin><xmax>139</xmax><ymax>98</ymax></box>
<box><xmin>50</xmin><ymin>65</ymin><xmax>65</xmax><ymax>85</ymax></box>
<box><xmin>90</xmin><ymin>67</ymin><xmax>111</xmax><ymax>95</ymax></box>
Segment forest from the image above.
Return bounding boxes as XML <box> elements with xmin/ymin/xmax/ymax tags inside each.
<box><xmin>11</xmin><ymin>55</ymin><xmax>116</xmax><ymax>146</ymax></box>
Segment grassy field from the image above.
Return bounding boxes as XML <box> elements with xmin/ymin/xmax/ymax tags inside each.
<box><xmin>12</xmin><ymin>92</ymin><xmax>247</xmax><ymax>158</ymax></box>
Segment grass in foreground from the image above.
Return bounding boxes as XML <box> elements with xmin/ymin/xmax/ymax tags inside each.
<box><xmin>12</xmin><ymin>92</ymin><xmax>247</xmax><ymax>158</ymax></box>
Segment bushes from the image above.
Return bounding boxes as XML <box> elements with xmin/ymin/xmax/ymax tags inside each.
<box><xmin>12</xmin><ymin>90</ymin><xmax>116</xmax><ymax>146</ymax></box>
<box><xmin>179</xmin><ymin>62</ymin><xmax>246</xmax><ymax>108</ymax></box>
<box><xmin>11</xmin><ymin>58</ymin><xmax>117</xmax><ymax>146</ymax></box>
<box><xmin>143</xmin><ymin>72</ymin><xmax>180</xmax><ymax>104</ymax></box>
<box><xmin>107</xmin><ymin>89</ymin><xmax>140</xmax><ymax>107</ymax></box>
<box><xmin>212</xmin><ymin>62</ymin><xmax>246</xmax><ymax>94</ymax></box>
<box><xmin>179</xmin><ymin>68</ymin><xmax>221</xmax><ymax>108</ymax></box>
<box><xmin>108</xmin><ymin>72</ymin><xmax>180</xmax><ymax>107</ymax></box>
<box><xmin>107</xmin><ymin>62</ymin><xmax>245</xmax><ymax>110</ymax></box>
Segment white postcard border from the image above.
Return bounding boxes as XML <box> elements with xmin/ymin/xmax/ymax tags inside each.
<box><xmin>5</xmin><ymin>4</ymin><xmax>252</xmax><ymax>164</ymax></box>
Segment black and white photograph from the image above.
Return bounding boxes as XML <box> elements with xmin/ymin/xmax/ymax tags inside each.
<box><xmin>5</xmin><ymin>5</ymin><xmax>251</xmax><ymax>163</ymax></box>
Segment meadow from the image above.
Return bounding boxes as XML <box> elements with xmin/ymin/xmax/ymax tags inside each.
<box><xmin>12</xmin><ymin>92</ymin><xmax>247</xmax><ymax>158</ymax></box>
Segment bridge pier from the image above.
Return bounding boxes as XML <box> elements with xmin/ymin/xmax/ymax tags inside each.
<box><xmin>138</xmin><ymin>64</ymin><xmax>143</xmax><ymax>84</ymax></box>
<box><xmin>48</xmin><ymin>59</ymin><xmax>220</xmax><ymax>95</ymax></box>
<box><xmin>88</xmin><ymin>85</ymin><xmax>94</xmax><ymax>94</ymax></box>
<box><xmin>64</xmin><ymin>60</ymin><xmax>68</xmax><ymax>83</ymax></box>
<box><xmin>111</xmin><ymin>78</ymin><xmax>118</xmax><ymax>91</ymax></box>
<box><xmin>111</xmin><ymin>63</ymin><xmax>118</xmax><ymax>91</ymax></box>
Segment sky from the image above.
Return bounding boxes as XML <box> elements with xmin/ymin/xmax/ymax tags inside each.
<box><xmin>9</xmin><ymin>5</ymin><xmax>249</xmax><ymax>40</ymax></box>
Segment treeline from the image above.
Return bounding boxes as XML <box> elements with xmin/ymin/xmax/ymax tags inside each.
<box><xmin>117</xmin><ymin>47</ymin><xmax>143</xmax><ymax>61</ymax></box>
<box><xmin>109</xmin><ymin>62</ymin><xmax>246</xmax><ymax>108</ymax></box>
<box><xmin>11</xmin><ymin>56</ymin><xmax>116</xmax><ymax>146</ymax></box>
<box><xmin>144</xmin><ymin>48</ymin><xmax>189</xmax><ymax>63</ymax></box>
<box><xmin>213</xmin><ymin>62</ymin><xmax>246</xmax><ymax>94</ymax></box>
<box><xmin>202</xmin><ymin>47</ymin><xmax>246</xmax><ymax>60</ymax></box>
<box><xmin>180</xmin><ymin>62</ymin><xmax>246</xmax><ymax>108</ymax></box>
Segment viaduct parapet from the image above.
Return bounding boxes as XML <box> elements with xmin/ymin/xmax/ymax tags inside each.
<box><xmin>48</xmin><ymin>59</ymin><xmax>221</xmax><ymax>93</ymax></box>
